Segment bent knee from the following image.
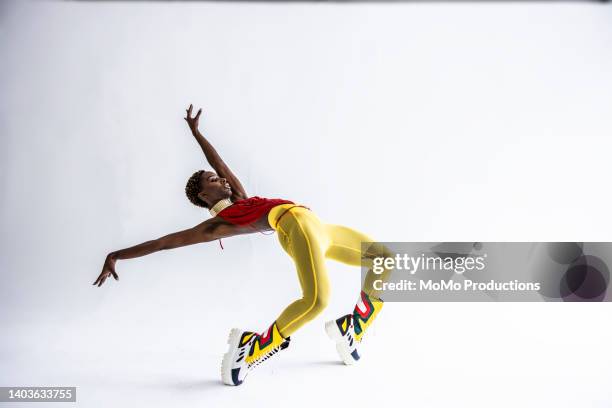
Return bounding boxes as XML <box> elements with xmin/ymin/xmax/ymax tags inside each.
<box><xmin>301</xmin><ymin>293</ymin><xmax>329</xmax><ymax>319</ymax></box>
<box><xmin>363</xmin><ymin>242</ymin><xmax>394</xmax><ymax>259</ymax></box>
<box><xmin>313</xmin><ymin>293</ymin><xmax>329</xmax><ymax>312</ymax></box>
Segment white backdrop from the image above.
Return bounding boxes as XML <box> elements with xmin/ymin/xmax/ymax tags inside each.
<box><xmin>2</xmin><ymin>1</ymin><xmax>612</xmax><ymax>407</ymax></box>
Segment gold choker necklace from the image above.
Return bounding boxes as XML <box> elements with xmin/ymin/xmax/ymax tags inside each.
<box><xmin>209</xmin><ymin>198</ymin><xmax>233</xmax><ymax>217</ymax></box>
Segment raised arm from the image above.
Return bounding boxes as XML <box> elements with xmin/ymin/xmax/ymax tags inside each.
<box><xmin>93</xmin><ymin>218</ymin><xmax>235</xmax><ymax>287</ymax></box>
<box><xmin>184</xmin><ymin>105</ymin><xmax>248</xmax><ymax>201</ymax></box>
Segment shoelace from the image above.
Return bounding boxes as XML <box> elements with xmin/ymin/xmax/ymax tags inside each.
<box><xmin>343</xmin><ymin>316</ymin><xmax>355</xmax><ymax>346</ymax></box>
<box><xmin>249</xmin><ymin>338</ymin><xmax>289</xmax><ymax>369</ymax></box>
<box><xmin>248</xmin><ymin>344</ymin><xmax>283</xmax><ymax>369</ymax></box>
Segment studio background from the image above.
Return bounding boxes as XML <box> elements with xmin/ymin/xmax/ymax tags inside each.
<box><xmin>1</xmin><ymin>1</ymin><xmax>611</xmax><ymax>407</ymax></box>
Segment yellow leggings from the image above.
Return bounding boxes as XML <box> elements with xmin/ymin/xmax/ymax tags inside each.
<box><xmin>267</xmin><ymin>203</ymin><xmax>392</xmax><ymax>337</ymax></box>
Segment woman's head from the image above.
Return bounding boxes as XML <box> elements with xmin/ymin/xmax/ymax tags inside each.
<box><xmin>185</xmin><ymin>170</ymin><xmax>232</xmax><ymax>209</ymax></box>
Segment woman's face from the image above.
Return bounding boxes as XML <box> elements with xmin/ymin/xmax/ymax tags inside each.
<box><xmin>198</xmin><ymin>171</ymin><xmax>232</xmax><ymax>204</ymax></box>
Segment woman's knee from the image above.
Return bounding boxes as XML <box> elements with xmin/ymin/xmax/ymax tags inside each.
<box><xmin>314</xmin><ymin>292</ymin><xmax>330</xmax><ymax>313</ymax></box>
<box><xmin>302</xmin><ymin>292</ymin><xmax>329</xmax><ymax>320</ymax></box>
<box><xmin>363</xmin><ymin>242</ymin><xmax>394</xmax><ymax>259</ymax></box>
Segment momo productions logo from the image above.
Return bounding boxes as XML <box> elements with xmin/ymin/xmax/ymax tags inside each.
<box><xmin>361</xmin><ymin>242</ymin><xmax>611</xmax><ymax>302</ymax></box>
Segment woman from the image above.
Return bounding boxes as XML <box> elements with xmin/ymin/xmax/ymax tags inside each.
<box><xmin>93</xmin><ymin>105</ymin><xmax>393</xmax><ymax>386</ymax></box>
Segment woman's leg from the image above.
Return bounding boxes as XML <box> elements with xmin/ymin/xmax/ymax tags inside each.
<box><xmin>221</xmin><ymin>210</ymin><xmax>331</xmax><ymax>385</ymax></box>
<box><xmin>275</xmin><ymin>212</ymin><xmax>331</xmax><ymax>338</ymax></box>
<box><xmin>323</xmin><ymin>224</ymin><xmax>392</xmax><ymax>358</ymax></box>
<box><xmin>324</xmin><ymin>224</ymin><xmax>393</xmax><ymax>300</ymax></box>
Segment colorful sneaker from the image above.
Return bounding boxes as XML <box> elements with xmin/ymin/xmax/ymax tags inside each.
<box><xmin>221</xmin><ymin>321</ymin><xmax>290</xmax><ymax>386</ymax></box>
<box><xmin>325</xmin><ymin>291</ymin><xmax>384</xmax><ymax>365</ymax></box>
<box><xmin>325</xmin><ymin>314</ymin><xmax>360</xmax><ymax>365</ymax></box>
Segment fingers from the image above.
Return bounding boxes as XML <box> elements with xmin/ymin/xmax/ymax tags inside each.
<box><xmin>93</xmin><ymin>270</ymin><xmax>115</xmax><ymax>287</ymax></box>
<box><xmin>93</xmin><ymin>272</ymin><xmax>103</xmax><ymax>285</ymax></box>
<box><xmin>185</xmin><ymin>105</ymin><xmax>202</xmax><ymax>122</ymax></box>
<box><xmin>98</xmin><ymin>272</ymin><xmax>109</xmax><ymax>287</ymax></box>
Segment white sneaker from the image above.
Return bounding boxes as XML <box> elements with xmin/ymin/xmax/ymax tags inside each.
<box><xmin>325</xmin><ymin>314</ymin><xmax>360</xmax><ymax>365</ymax></box>
<box><xmin>221</xmin><ymin>323</ymin><xmax>290</xmax><ymax>386</ymax></box>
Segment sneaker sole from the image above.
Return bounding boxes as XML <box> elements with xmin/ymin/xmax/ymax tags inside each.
<box><xmin>221</xmin><ymin>328</ymin><xmax>244</xmax><ymax>386</ymax></box>
<box><xmin>324</xmin><ymin>320</ymin><xmax>359</xmax><ymax>366</ymax></box>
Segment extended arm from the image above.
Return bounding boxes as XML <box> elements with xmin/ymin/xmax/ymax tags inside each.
<box><xmin>93</xmin><ymin>218</ymin><xmax>234</xmax><ymax>287</ymax></box>
<box><xmin>184</xmin><ymin>105</ymin><xmax>248</xmax><ymax>201</ymax></box>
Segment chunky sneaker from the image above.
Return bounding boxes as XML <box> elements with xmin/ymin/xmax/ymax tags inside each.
<box><xmin>325</xmin><ymin>291</ymin><xmax>384</xmax><ymax>365</ymax></box>
<box><xmin>325</xmin><ymin>314</ymin><xmax>360</xmax><ymax>365</ymax></box>
<box><xmin>221</xmin><ymin>321</ymin><xmax>290</xmax><ymax>386</ymax></box>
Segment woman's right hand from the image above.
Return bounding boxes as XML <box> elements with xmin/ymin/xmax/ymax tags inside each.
<box><xmin>184</xmin><ymin>104</ymin><xmax>202</xmax><ymax>134</ymax></box>
<box><xmin>93</xmin><ymin>252</ymin><xmax>119</xmax><ymax>287</ymax></box>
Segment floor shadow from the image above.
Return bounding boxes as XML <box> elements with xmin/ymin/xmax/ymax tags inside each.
<box><xmin>282</xmin><ymin>359</ymin><xmax>346</xmax><ymax>369</ymax></box>
<box><xmin>167</xmin><ymin>378</ymin><xmax>225</xmax><ymax>390</ymax></box>
<box><xmin>309</xmin><ymin>360</ymin><xmax>346</xmax><ymax>367</ymax></box>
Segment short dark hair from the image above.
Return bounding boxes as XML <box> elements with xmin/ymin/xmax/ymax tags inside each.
<box><xmin>185</xmin><ymin>170</ymin><xmax>208</xmax><ymax>208</ymax></box>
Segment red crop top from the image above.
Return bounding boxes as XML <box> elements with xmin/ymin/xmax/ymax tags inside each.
<box><xmin>216</xmin><ymin>196</ymin><xmax>295</xmax><ymax>226</ymax></box>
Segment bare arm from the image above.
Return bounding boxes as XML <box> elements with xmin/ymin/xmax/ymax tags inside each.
<box><xmin>184</xmin><ymin>105</ymin><xmax>248</xmax><ymax>201</ymax></box>
<box><xmin>93</xmin><ymin>218</ymin><xmax>234</xmax><ymax>287</ymax></box>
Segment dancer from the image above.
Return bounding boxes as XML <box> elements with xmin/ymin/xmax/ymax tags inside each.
<box><xmin>93</xmin><ymin>105</ymin><xmax>393</xmax><ymax>386</ymax></box>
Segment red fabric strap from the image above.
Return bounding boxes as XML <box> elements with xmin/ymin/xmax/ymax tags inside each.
<box><xmin>273</xmin><ymin>205</ymin><xmax>310</xmax><ymax>230</ymax></box>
